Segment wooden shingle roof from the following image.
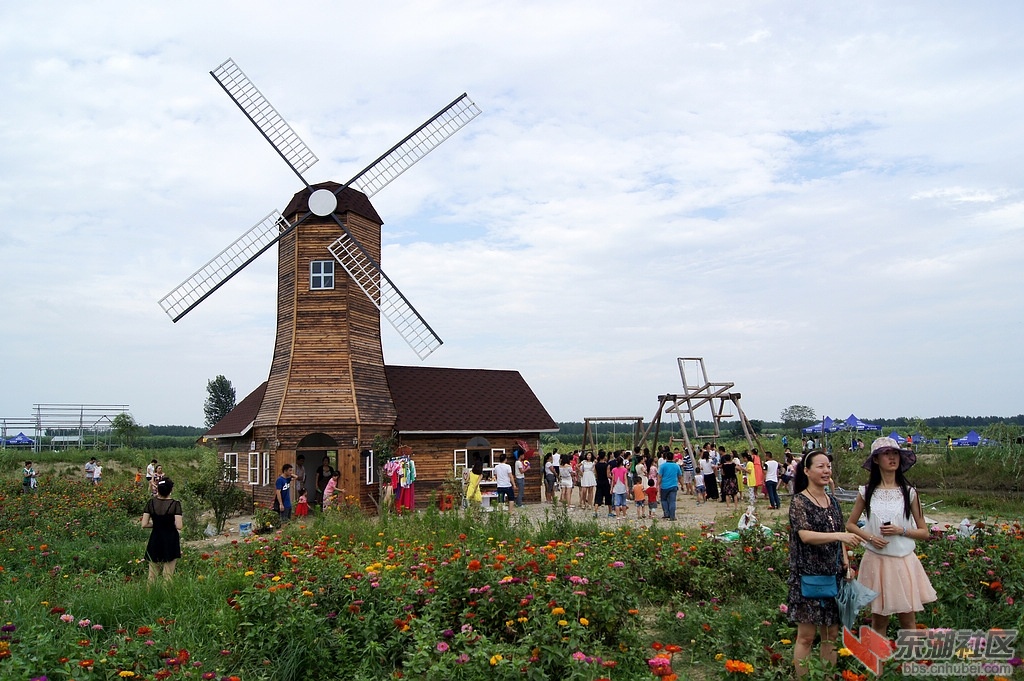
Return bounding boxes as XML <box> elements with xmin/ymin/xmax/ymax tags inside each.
<box><xmin>385</xmin><ymin>365</ymin><xmax>558</xmax><ymax>434</ymax></box>
<box><xmin>205</xmin><ymin>367</ymin><xmax>557</xmax><ymax>438</ymax></box>
<box><xmin>282</xmin><ymin>182</ymin><xmax>383</xmax><ymax>224</ymax></box>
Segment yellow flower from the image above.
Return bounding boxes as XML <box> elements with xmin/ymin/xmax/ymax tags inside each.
<box><xmin>558</xmin><ymin>619</ymin><xmax>568</xmax><ymax>626</ymax></box>
<box><xmin>271</xmin><ymin>575</ymin><xmax>282</xmax><ymax>582</ymax></box>
<box><xmin>490</xmin><ymin>654</ymin><xmax>503</xmax><ymax>665</ymax></box>
<box><xmin>579</xmin><ymin>617</ymin><xmax>589</xmax><ymax>626</ymax></box>
<box><xmin>119</xmin><ymin>672</ymin><xmax>136</xmax><ymax>678</ymax></box>
<box><xmin>517</xmin><ymin>617</ymin><xmax>528</xmax><ymax>624</ymax></box>
<box><xmin>551</xmin><ymin>607</ymin><xmax>566</xmax><ymax>616</ymax></box>
<box><xmin>715</xmin><ymin>653</ymin><xmax>724</xmax><ymax>661</ymax></box>
<box><xmin>780</xmin><ymin>639</ymin><xmax>792</xmax><ymax>645</ymax></box>
<box><xmin>244</xmin><ymin>570</ymin><xmax>255</xmax><ymax>577</ymax></box>
<box><xmin>838</xmin><ymin>648</ymin><xmax>852</xmax><ymax>657</ymax></box>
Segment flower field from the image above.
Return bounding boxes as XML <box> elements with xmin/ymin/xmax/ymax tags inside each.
<box><xmin>1</xmin><ymin>479</ymin><xmax>1022</xmax><ymax>680</ymax></box>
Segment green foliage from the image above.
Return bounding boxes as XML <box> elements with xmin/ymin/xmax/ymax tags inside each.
<box><xmin>111</xmin><ymin>412</ymin><xmax>146</xmax><ymax>448</ymax></box>
<box><xmin>186</xmin><ymin>459</ymin><xmax>248</xmax><ymax>533</ymax></box>
<box><xmin>780</xmin><ymin>405</ymin><xmax>816</xmax><ymax>432</ymax></box>
<box><xmin>2</xmin><ymin>450</ymin><xmax>1024</xmax><ymax>681</ymax></box>
<box><xmin>203</xmin><ymin>374</ymin><xmax>236</xmax><ymax>429</ymax></box>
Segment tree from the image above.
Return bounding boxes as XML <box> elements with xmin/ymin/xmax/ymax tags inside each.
<box><xmin>111</xmin><ymin>412</ymin><xmax>144</xmax><ymax>448</ymax></box>
<box><xmin>204</xmin><ymin>375</ymin><xmax>236</xmax><ymax>429</ymax></box>
<box><xmin>780</xmin><ymin>405</ymin><xmax>816</xmax><ymax>432</ymax></box>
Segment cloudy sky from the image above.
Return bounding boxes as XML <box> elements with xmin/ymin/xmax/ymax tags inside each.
<box><xmin>1</xmin><ymin>2</ymin><xmax>1021</xmax><ymax>430</ymax></box>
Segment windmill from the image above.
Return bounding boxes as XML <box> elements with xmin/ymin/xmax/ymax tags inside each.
<box><xmin>160</xmin><ymin>58</ymin><xmax>480</xmax><ymax>482</ymax></box>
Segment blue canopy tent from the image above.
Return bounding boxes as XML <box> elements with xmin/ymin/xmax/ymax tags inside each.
<box><xmin>887</xmin><ymin>431</ymin><xmax>909</xmax><ymax>443</ymax></box>
<box><xmin>4</xmin><ymin>432</ymin><xmax>34</xmax><ymax>446</ymax></box>
<box><xmin>843</xmin><ymin>414</ymin><xmax>881</xmax><ymax>432</ymax></box>
<box><xmin>952</xmin><ymin>430</ymin><xmax>982</xmax><ymax>447</ymax></box>
<box><xmin>802</xmin><ymin>416</ymin><xmax>839</xmax><ymax>434</ymax></box>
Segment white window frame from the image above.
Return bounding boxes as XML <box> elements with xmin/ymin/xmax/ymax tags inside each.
<box><xmin>223</xmin><ymin>452</ymin><xmax>238</xmax><ymax>482</ymax></box>
<box><xmin>310</xmin><ymin>260</ymin><xmax>334</xmax><ymax>290</ymax></box>
<box><xmin>453</xmin><ymin>448</ymin><xmax>506</xmax><ymax>483</ymax></box>
<box><xmin>365</xmin><ymin>449</ymin><xmax>377</xmax><ymax>485</ymax></box>
<box><xmin>262</xmin><ymin>453</ymin><xmax>270</xmax><ymax>486</ymax></box>
<box><xmin>248</xmin><ymin>452</ymin><xmax>260</xmax><ymax>484</ymax></box>
<box><xmin>453</xmin><ymin>449</ymin><xmax>468</xmax><ymax>480</ymax></box>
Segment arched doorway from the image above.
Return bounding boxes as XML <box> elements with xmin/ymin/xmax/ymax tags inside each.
<box><xmin>297</xmin><ymin>432</ymin><xmax>338</xmax><ymax>507</ymax></box>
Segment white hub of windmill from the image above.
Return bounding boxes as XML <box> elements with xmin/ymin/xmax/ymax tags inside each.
<box><xmin>308</xmin><ymin>188</ymin><xmax>338</xmax><ymax>217</ymax></box>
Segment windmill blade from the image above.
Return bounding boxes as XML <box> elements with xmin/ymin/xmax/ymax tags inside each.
<box><xmin>344</xmin><ymin>93</ymin><xmax>481</xmax><ymax>198</ymax></box>
<box><xmin>211</xmin><ymin>58</ymin><xmax>318</xmax><ymax>183</ymax></box>
<box><xmin>159</xmin><ymin>211</ymin><xmax>295</xmax><ymax>322</ymax></box>
<box><xmin>327</xmin><ymin>222</ymin><xmax>442</xmax><ymax>360</ymax></box>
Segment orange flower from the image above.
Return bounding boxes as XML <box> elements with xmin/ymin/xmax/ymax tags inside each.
<box><xmin>467</xmin><ymin>559</ymin><xmax>481</xmax><ymax>571</ymax></box>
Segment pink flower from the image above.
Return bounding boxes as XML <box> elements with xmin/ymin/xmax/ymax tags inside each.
<box><xmin>78</xmin><ymin>619</ymin><xmax>91</xmax><ymax>627</ymax></box>
<box><xmin>676</xmin><ymin>612</ymin><xmax>685</xmax><ymax>619</ymax></box>
<box><xmin>436</xmin><ymin>642</ymin><xmax>449</xmax><ymax>653</ymax></box>
<box><xmin>91</xmin><ymin>624</ymin><xmax>103</xmax><ymax>631</ymax></box>
<box><xmin>60</xmin><ymin>614</ymin><xmax>74</xmax><ymax>623</ymax></box>
<box><xmin>778</xmin><ymin>604</ymin><xmax>788</xmax><ymax>614</ymax></box>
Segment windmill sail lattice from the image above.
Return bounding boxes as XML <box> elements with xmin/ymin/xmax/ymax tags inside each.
<box><xmin>159</xmin><ymin>211</ymin><xmax>290</xmax><ymax>321</ymax></box>
<box><xmin>328</xmin><ymin>227</ymin><xmax>442</xmax><ymax>360</ymax></box>
<box><xmin>347</xmin><ymin>94</ymin><xmax>481</xmax><ymax>198</ymax></box>
<box><xmin>161</xmin><ymin>57</ymin><xmax>479</xmax><ymax>361</ymax></box>
<box><xmin>211</xmin><ymin>59</ymin><xmax>318</xmax><ymax>180</ymax></box>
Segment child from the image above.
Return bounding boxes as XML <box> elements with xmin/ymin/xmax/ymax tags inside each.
<box><xmin>92</xmin><ymin>462</ymin><xmax>103</xmax><ymax>485</ymax></box>
<box><xmin>695</xmin><ymin>474</ymin><xmax>706</xmax><ymax>505</ymax></box>
<box><xmin>644</xmin><ymin>478</ymin><xmax>658</xmax><ymax>518</ymax></box>
<box><xmin>322</xmin><ymin>471</ymin><xmax>341</xmax><ymax>510</ymax></box>
<box><xmin>134</xmin><ymin>469</ymin><xmax>143</xmax><ymax>487</ymax></box>
<box><xmin>632</xmin><ymin>479</ymin><xmax>645</xmax><ymax>519</ymax></box>
<box><xmin>295</xmin><ymin>492</ymin><xmax>309</xmax><ymax>517</ymax></box>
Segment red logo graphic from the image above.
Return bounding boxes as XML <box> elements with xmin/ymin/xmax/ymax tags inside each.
<box><xmin>843</xmin><ymin>626</ymin><xmax>893</xmax><ymax>676</ymax></box>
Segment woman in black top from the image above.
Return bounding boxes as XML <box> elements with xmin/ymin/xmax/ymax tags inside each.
<box><xmin>594</xmin><ymin>451</ymin><xmax>611</xmax><ymax>518</ymax></box>
<box><xmin>141</xmin><ymin>477</ymin><xmax>183</xmax><ymax>583</ymax></box>
<box><xmin>720</xmin><ymin>453</ymin><xmax>740</xmax><ymax>512</ymax></box>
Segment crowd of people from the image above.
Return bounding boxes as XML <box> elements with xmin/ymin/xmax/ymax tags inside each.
<box><xmin>534</xmin><ymin>443</ymin><xmax>802</xmax><ymax>521</ymax></box>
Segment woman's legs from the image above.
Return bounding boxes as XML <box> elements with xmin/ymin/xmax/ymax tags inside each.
<box><xmin>148</xmin><ymin>559</ymin><xmax>177</xmax><ymax>583</ymax></box>
<box><xmin>794</xmin><ymin>623</ymin><xmax>838</xmax><ymax>678</ymax></box>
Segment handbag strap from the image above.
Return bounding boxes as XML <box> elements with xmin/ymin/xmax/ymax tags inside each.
<box><xmin>829</xmin><ymin>493</ymin><xmax>844</xmax><ymax>571</ymax></box>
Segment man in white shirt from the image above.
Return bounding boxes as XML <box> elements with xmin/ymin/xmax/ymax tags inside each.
<box><xmin>763</xmin><ymin>451</ymin><xmax>781</xmax><ymax>509</ymax></box>
<box><xmin>514</xmin><ymin>455</ymin><xmax>528</xmax><ymax>508</ymax></box>
<box><xmin>493</xmin><ymin>453</ymin><xmax>516</xmax><ymax>512</ymax></box>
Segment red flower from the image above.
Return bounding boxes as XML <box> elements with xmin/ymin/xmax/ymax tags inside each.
<box><xmin>467</xmin><ymin>560</ymin><xmax>482</xmax><ymax>571</ymax></box>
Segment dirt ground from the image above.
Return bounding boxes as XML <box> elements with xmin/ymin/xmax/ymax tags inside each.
<box><xmin>191</xmin><ymin>487</ymin><xmax>966</xmax><ymax>548</ymax></box>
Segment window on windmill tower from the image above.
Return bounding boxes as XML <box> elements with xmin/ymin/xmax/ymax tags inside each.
<box><xmin>310</xmin><ymin>260</ymin><xmax>335</xmax><ymax>290</ymax></box>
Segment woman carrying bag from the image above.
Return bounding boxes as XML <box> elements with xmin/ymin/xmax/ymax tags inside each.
<box><xmin>787</xmin><ymin>451</ymin><xmax>862</xmax><ymax>678</ymax></box>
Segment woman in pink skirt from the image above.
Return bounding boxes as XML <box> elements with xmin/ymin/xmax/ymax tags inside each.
<box><xmin>846</xmin><ymin>437</ymin><xmax>936</xmax><ymax>633</ymax></box>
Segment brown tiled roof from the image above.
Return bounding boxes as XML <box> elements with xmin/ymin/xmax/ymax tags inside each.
<box><xmin>205</xmin><ymin>381</ymin><xmax>267</xmax><ymax>438</ymax></box>
<box><xmin>282</xmin><ymin>182</ymin><xmax>383</xmax><ymax>224</ymax></box>
<box><xmin>206</xmin><ymin>367</ymin><xmax>558</xmax><ymax>437</ymax></box>
<box><xmin>385</xmin><ymin>366</ymin><xmax>558</xmax><ymax>433</ymax></box>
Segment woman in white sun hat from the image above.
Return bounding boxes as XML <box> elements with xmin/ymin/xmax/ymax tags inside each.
<box><xmin>845</xmin><ymin>436</ymin><xmax>936</xmax><ymax>634</ymax></box>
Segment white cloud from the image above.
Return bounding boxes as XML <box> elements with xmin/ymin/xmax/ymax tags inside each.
<box><xmin>1</xmin><ymin>1</ymin><xmax>1022</xmax><ymax>428</ymax></box>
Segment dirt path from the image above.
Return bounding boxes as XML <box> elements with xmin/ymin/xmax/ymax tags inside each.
<box><xmin>190</xmin><ymin>488</ymin><xmax>969</xmax><ymax>549</ymax></box>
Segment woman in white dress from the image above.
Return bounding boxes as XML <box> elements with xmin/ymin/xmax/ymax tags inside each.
<box><xmin>845</xmin><ymin>437</ymin><xmax>936</xmax><ymax>633</ymax></box>
<box><xmin>578</xmin><ymin>451</ymin><xmax>597</xmax><ymax>510</ymax></box>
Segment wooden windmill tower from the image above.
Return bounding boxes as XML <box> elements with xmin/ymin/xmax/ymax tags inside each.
<box><xmin>160</xmin><ymin>59</ymin><xmax>480</xmax><ymax>481</ymax></box>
